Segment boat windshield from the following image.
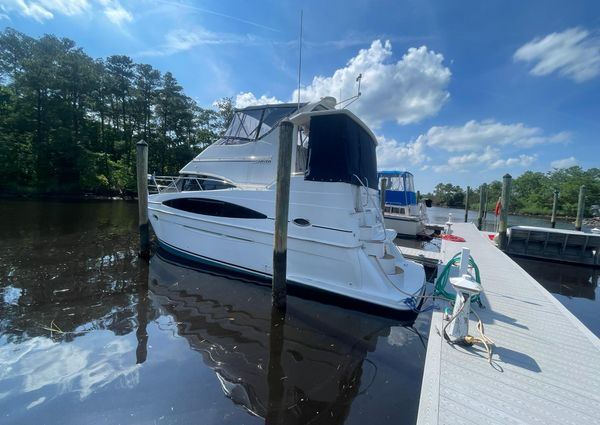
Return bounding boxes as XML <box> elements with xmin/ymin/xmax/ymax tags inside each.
<box><xmin>381</xmin><ymin>173</ymin><xmax>417</xmax><ymax>205</ymax></box>
<box><xmin>383</xmin><ymin>174</ymin><xmax>414</xmax><ymax>192</ymax></box>
<box><xmin>216</xmin><ymin>105</ymin><xmax>298</xmax><ymax>145</ymax></box>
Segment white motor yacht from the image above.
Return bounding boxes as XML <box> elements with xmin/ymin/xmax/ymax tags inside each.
<box><xmin>378</xmin><ymin>171</ymin><xmax>432</xmax><ymax>238</ymax></box>
<box><xmin>147</xmin><ymin>97</ymin><xmax>425</xmax><ymax>312</ymax></box>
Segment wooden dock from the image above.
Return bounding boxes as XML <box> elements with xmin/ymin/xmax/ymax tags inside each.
<box><xmin>398</xmin><ymin>246</ymin><xmax>442</xmax><ymax>267</ymax></box>
<box><xmin>417</xmin><ymin>222</ymin><xmax>600</xmax><ymax>425</ymax></box>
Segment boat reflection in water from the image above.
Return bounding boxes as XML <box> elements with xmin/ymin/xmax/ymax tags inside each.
<box><xmin>149</xmin><ymin>249</ymin><xmax>422</xmax><ymax>424</ymax></box>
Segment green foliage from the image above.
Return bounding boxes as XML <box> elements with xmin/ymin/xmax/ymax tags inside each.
<box><xmin>433</xmin><ymin>183</ymin><xmax>465</xmax><ymax>207</ymax></box>
<box><xmin>431</xmin><ymin>168</ymin><xmax>600</xmax><ymax>217</ymax></box>
<box><xmin>0</xmin><ymin>28</ymin><xmax>234</xmax><ymax>196</ymax></box>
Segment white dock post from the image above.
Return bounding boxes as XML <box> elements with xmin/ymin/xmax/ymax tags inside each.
<box><xmin>458</xmin><ymin>247</ymin><xmax>470</xmax><ymax>276</ymax></box>
<box><xmin>447</xmin><ymin>247</ymin><xmax>481</xmax><ymax>342</ymax></box>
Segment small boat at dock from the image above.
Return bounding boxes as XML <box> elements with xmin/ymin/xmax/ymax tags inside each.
<box><xmin>378</xmin><ymin>171</ymin><xmax>432</xmax><ymax>238</ymax></box>
<box><xmin>147</xmin><ymin>98</ymin><xmax>425</xmax><ymax>312</ymax></box>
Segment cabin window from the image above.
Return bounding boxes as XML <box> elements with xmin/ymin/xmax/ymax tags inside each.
<box><xmin>163</xmin><ymin>198</ymin><xmax>267</xmax><ymax>219</ymax></box>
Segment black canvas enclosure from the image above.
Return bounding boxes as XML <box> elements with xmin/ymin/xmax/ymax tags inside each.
<box><xmin>304</xmin><ymin>114</ymin><xmax>378</xmax><ymax>190</ymax></box>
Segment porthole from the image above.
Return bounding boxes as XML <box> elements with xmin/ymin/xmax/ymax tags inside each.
<box><xmin>293</xmin><ymin>218</ymin><xmax>311</xmax><ymax>227</ymax></box>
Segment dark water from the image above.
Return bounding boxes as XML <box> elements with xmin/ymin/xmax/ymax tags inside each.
<box><xmin>397</xmin><ymin>206</ymin><xmax>600</xmax><ymax>337</ymax></box>
<box><xmin>0</xmin><ymin>199</ymin><xmax>431</xmax><ymax>425</ymax></box>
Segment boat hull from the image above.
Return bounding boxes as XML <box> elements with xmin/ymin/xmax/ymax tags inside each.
<box><xmin>384</xmin><ymin>214</ymin><xmax>429</xmax><ymax>238</ymax></box>
<box><xmin>148</xmin><ymin>182</ymin><xmax>425</xmax><ymax>312</ymax></box>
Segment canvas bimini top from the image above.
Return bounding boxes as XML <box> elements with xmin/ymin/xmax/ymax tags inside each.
<box><xmin>378</xmin><ymin>170</ymin><xmax>417</xmax><ymax>206</ymax></box>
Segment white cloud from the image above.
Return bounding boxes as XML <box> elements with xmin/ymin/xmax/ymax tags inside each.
<box><xmin>514</xmin><ymin>27</ymin><xmax>600</xmax><ymax>82</ymax></box>
<box><xmin>0</xmin><ymin>0</ymin><xmax>90</xmax><ymax>21</ymax></box>
<box><xmin>551</xmin><ymin>156</ymin><xmax>577</xmax><ymax>169</ymax></box>
<box><xmin>39</xmin><ymin>0</ymin><xmax>89</xmax><ymax>15</ymax></box>
<box><xmin>1</xmin><ymin>0</ymin><xmax>55</xmax><ymax>21</ymax></box>
<box><xmin>423</xmin><ymin>120</ymin><xmax>569</xmax><ymax>152</ymax></box>
<box><xmin>234</xmin><ymin>92</ymin><xmax>282</xmax><ymax>108</ymax></box>
<box><xmin>0</xmin><ymin>0</ymin><xmax>131</xmax><ymax>24</ymax></box>
<box><xmin>235</xmin><ymin>40</ymin><xmax>450</xmax><ymax>128</ymax></box>
<box><xmin>432</xmin><ymin>146</ymin><xmax>537</xmax><ymax>173</ymax></box>
<box><xmin>140</xmin><ymin>27</ymin><xmax>253</xmax><ymax>56</ymax></box>
<box><xmin>100</xmin><ymin>0</ymin><xmax>132</xmax><ymax>25</ymax></box>
<box><xmin>376</xmin><ymin>134</ymin><xmax>429</xmax><ymax>170</ymax></box>
<box><xmin>292</xmin><ymin>40</ymin><xmax>450</xmax><ymax>128</ymax></box>
<box><xmin>489</xmin><ymin>154</ymin><xmax>536</xmax><ymax>169</ymax></box>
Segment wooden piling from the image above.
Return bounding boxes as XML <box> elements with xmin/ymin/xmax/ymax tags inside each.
<box><xmin>266</xmin><ymin>304</ymin><xmax>286</xmax><ymax>424</ymax></box>
<box><xmin>575</xmin><ymin>185</ymin><xmax>586</xmax><ymax>231</ymax></box>
<box><xmin>477</xmin><ymin>184</ymin><xmax>486</xmax><ymax>230</ymax></box>
<box><xmin>380</xmin><ymin>177</ymin><xmax>387</xmax><ymax>212</ymax></box>
<box><xmin>498</xmin><ymin>174</ymin><xmax>512</xmax><ymax>250</ymax></box>
<box><xmin>464</xmin><ymin>186</ymin><xmax>470</xmax><ymax>223</ymax></box>
<box><xmin>272</xmin><ymin>121</ymin><xmax>294</xmax><ymax>310</ymax></box>
<box><xmin>550</xmin><ymin>190</ymin><xmax>559</xmax><ymax>229</ymax></box>
<box><xmin>136</xmin><ymin>141</ymin><xmax>150</xmax><ymax>259</ymax></box>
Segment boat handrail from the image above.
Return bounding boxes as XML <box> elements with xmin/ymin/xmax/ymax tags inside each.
<box><xmin>148</xmin><ymin>175</ymin><xmax>235</xmax><ymax>194</ymax></box>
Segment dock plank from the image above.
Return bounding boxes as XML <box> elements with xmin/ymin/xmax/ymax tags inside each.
<box><xmin>417</xmin><ymin>222</ymin><xmax>600</xmax><ymax>425</ymax></box>
<box><xmin>397</xmin><ymin>246</ymin><xmax>442</xmax><ymax>267</ymax></box>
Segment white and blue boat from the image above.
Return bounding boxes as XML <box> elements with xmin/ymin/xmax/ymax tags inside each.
<box><xmin>378</xmin><ymin>171</ymin><xmax>431</xmax><ymax>238</ymax></box>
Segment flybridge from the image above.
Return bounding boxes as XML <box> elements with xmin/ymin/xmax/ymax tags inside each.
<box><xmin>179</xmin><ymin>98</ymin><xmax>378</xmax><ymax>190</ymax></box>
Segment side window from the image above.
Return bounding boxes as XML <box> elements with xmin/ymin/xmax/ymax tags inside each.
<box><xmin>163</xmin><ymin>198</ymin><xmax>267</xmax><ymax>219</ymax></box>
<box><xmin>200</xmin><ymin>180</ymin><xmax>234</xmax><ymax>191</ymax></box>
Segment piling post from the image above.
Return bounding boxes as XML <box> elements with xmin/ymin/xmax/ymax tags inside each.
<box><xmin>498</xmin><ymin>174</ymin><xmax>512</xmax><ymax>250</ymax></box>
<box><xmin>464</xmin><ymin>186</ymin><xmax>470</xmax><ymax>223</ymax></box>
<box><xmin>380</xmin><ymin>178</ymin><xmax>387</xmax><ymax>212</ymax></box>
<box><xmin>477</xmin><ymin>184</ymin><xmax>486</xmax><ymax>230</ymax></box>
<box><xmin>136</xmin><ymin>141</ymin><xmax>150</xmax><ymax>259</ymax></box>
<box><xmin>266</xmin><ymin>304</ymin><xmax>286</xmax><ymax>424</ymax></box>
<box><xmin>575</xmin><ymin>185</ymin><xmax>586</xmax><ymax>231</ymax></box>
<box><xmin>483</xmin><ymin>186</ymin><xmax>488</xmax><ymax>219</ymax></box>
<box><xmin>550</xmin><ymin>190</ymin><xmax>559</xmax><ymax>229</ymax></box>
<box><xmin>272</xmin><ymin>121</ymin><xmax>294</xmax><ymax>310</ymax></box>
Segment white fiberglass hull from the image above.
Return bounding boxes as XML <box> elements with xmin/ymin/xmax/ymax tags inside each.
<box><xmin>148</xmin><ymin>180</ymin><xmax>425</xmax><ymax>312</ymax></box>
<box><xmin>384</xmin><ymin>214</ymin><xmax>428</xmax><ymax>238</ymax></box>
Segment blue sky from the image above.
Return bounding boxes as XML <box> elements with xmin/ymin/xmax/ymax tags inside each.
<box><xmin>1</xmin><ymin>0</ymin><xmax>599</xmax><ymax>191</ymax></box>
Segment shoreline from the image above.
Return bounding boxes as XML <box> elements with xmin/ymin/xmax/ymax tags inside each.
<box><xmin>0</xmin><ymin>192</ymin><xmax>136</xmax><ymax>202</ymax></box>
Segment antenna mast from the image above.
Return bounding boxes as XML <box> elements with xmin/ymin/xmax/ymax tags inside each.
<box><xmin>297</xmin><ymin>10</ymin><xmax>303</xmax><ymax>110</ymax></box>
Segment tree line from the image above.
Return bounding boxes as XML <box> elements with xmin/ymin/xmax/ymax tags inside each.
<box><xmin>0</xmin><ymin>28</ymin><xmax>233</xmax><ymax>196</ymax></box>
<box><xmin>423</xmin><ymin>167</ymin><xmax>600</xmax><ymax>217</ymax></box>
